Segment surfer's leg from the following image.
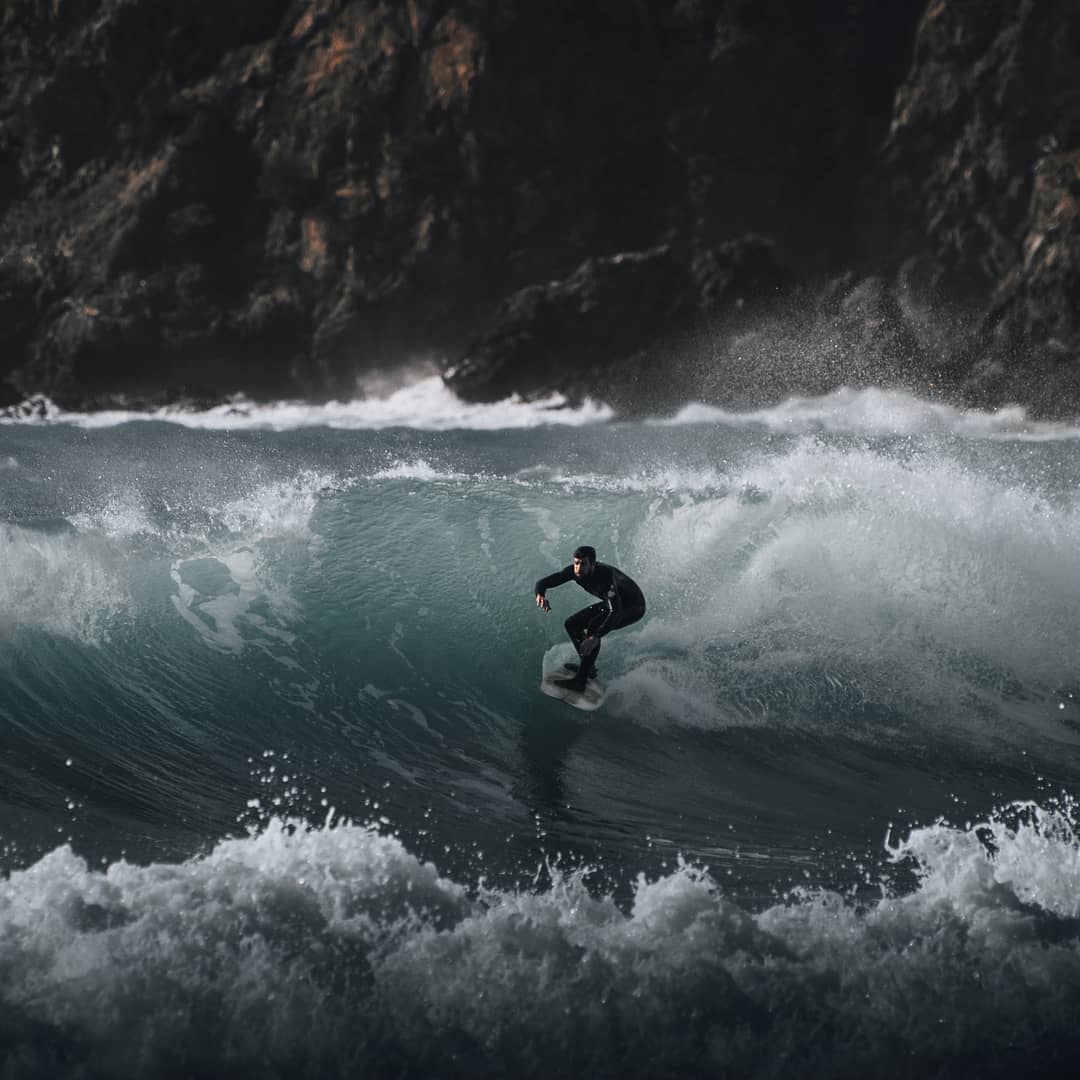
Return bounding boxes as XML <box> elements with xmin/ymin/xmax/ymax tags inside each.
<box><xmin>580</xmin><ymin>605</ymin><xmax>644</xmax><ymax>680</ymax></box>
<box><xmin>578</xmin><ymin>643</ymin><xmax>599</xmax><ymax>681</ymax></box>
<box><xmin>575</xmin><ymin>607</ymin><xmax>616</xmax><ymax>681</ymax></box>
<box><xmin>563</xmin><ymin>604</ymin><xmax>606</xmax><ymax>681</ymax></box>
<box><xmin>565</xmin><ymin>604</ymin><xmax>605</xmax><ymax>652</ymax></box>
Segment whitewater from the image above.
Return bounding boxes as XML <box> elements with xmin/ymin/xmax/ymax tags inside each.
<box><xmin>3</xmin><ymin>377</ymin><xmax>1080</xmax><ymax>1078</ymax></box>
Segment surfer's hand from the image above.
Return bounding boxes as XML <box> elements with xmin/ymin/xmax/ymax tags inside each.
<box><xmin>580</xmin><ymin>635</ymin><xmax>599</xmax><ymax>656</ymax></box>
<box><xmin>536</xmin><ymin>594</ymin><xmax>550</xmax><ymax>612</ymax></box>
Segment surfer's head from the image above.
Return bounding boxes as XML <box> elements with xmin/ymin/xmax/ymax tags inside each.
<box><xmin>572</xmin><ymin>545</ymin><xmax>596</xmax><ymax>578</ymax></box>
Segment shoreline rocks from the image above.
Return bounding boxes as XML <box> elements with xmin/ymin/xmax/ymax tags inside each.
<box><xmin>1</xmin><ymin>1</ymin><xmax>1078</xmax><ymax>417</ymax></box>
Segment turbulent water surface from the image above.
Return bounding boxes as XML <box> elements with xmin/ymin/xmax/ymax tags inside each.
<box><xmin>3</xmin><ymin>378</ymin><xmax>1080</xmax><ymax>1078</ymax></box>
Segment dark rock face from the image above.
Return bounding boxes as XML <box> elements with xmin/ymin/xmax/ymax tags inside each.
<box><xmin>0</xmin><ymin>0</ymin><xmax>1077</xmax><ymax>414</ymax></box>
<box><xmin>447</xmin><ymin>247</ymin><xmax>692</xmax><ymax>406</ymax></box>
<box><xmin>445</xmin><ymin>236</ymin><xmax>792</xmax><ymax>411</ymax></box>
<box><xmin>878</xmin><ymin>0</ymin><xmax>1080</xmax><ymax>415</ymax></box>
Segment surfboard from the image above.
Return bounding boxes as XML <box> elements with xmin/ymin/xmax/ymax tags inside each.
<box><xmin>540</xmin><ymin>664</ymin><xmax>606</xmax><ymax>711</ymax></box>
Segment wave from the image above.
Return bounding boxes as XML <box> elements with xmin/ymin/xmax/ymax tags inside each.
<box><xmin>0</xmin><ymin>379</ymin><xmax>614</xmax><ymax>432</ymax></box>
<box><xmin>7</xmin><ymin>432</ymin><xmax>1079</xmax><ymax>742</ymax></box>
<box><xmin>4</xmin><ymin>402</ymin><xmax>1080</xmax><ymax>1075</ymax></box>
<box><xmin>617</xmin><ymin>435</ymin><xmax>1080</xmax><ymax>742</ymax></box>
<box><xmin>656</xmin><ymin>386</ymin><xmax>1080</xmax><ymax>440</ymax></box>
<box><xmin>0</xmin><ymin>467</ymin><xmax>334</xmax><ymax>671</ymax></box>
<box><xmin>0</xmin><ymin>523</ymin><xmax>132</xmax><ymax>646</ymax></box>
<box><xmin>7</xmin><ymin>383</ymin><xmax>1080</xmax><ymax>438</ymax></box>
<box><xmin>2</xmin><ymin>798</ymin><xmax>1080</xmax><ymax>1078</ymax></box>
<box><xmin>370</xmin><ymin>458</ymin><xmax>472</xmax><ymax>483</ymax></box>
<box><xmin>41</xmin><ymin>469</ymin><xmax>336</xmax><ymax>552</ymax></box>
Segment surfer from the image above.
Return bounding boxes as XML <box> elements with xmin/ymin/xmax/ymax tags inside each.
<box><xmin>534</xmin><ymin>546</ymin><xmax>646</xmax><ymax>691</ymax></box>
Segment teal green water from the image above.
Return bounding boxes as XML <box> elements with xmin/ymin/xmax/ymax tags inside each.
<box><xmin>3</xmin><ymin>391</ymin><xmax>1080</xmax><ymax>1076</ymax></box>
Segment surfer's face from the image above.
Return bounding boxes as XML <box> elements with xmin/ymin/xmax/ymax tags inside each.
<box><xmin>572</xmin><ymin>556</ymin><xmax>593</xmax><ymax>578</ymax></box>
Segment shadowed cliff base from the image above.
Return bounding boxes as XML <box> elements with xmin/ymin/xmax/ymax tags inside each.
<box><xmin>1</xmin><ymin>0</ymin><xmax>1078</xmax><ymax>416</ymax></box>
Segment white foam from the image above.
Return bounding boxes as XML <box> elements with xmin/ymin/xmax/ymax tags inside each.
<box><xmin>4</xmin><ymin>802</ymin><xmax>1080</xmax><ymax>1075</ymax></box>
<box><xmin>0</xmin><ymin>525</ymin><xmax>130</xmax><ymax>645</ymax></box>
<box><xmin>606</xmin><ymin>658</ymin><xmax>752</xmax><ymax>732</ymax></box>
<box><xmin>3</xmin><ymin>379</ymin><xmax>614</xmax><ymax>431</ymax></box>
<box><xmin>0</xmin><ymin>819</ymin><xmax>468</xmax><ymax>1071</ymax></box>
<box><xmin>216</xmin><ymin>470</ymin><xmax>344</xmax><ymax>537</ymax></box>
<box><xmin>7</xmin><ymin>383</ymin><xmax>1080</xmax><ymax>437</ymax></box>
<box><xmin>168</xmin><ymin>539</ymin><xmax>307</xmax><ymax>657</ymax></box>
<box><xmin>528</xmin><ymin>466</ymin><xmax>732</xmax><ymax>494</ymax></box>
<box><xmin>658</xmin><ymin>386</ymin><xmax>1080</xmax><ymax>440</ymax></box>
<box><xmin>154</xmin><ymin>474</ymin><xmax>334</xmax><ymax>654</ymax></box>
<box><xmin>628</xmin><ymin>438</ymin><xmax>1080</xmax><ymax>734</ymax></box>
<box><xmin>69</xmin><ymin>494</ymin><xmax>157</xmax><ymax>539</ymax></box>
<box><xmin>370</xmin><ymin>459</ymin><xmax>470</xmax><ymax>482</ymax></box>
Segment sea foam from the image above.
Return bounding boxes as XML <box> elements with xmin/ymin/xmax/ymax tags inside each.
<box><xmin>0</xmin><ymin>379</ymin><xmax>613</xmax><ymax>432</ymax></box>
<box><xmin>658</xmin><ymin>385</ymin><xmax>1080</xmax><ymax>440</ymax></box>
<box><xmin>3</xmin><ymin>801</ymin><xmax>1080</xmax><ymax>1078</ymax></box>
<box><xmin>8</xmin><ymin>383</ymin><xmax>1080</xmax><ymax>439</ymax></box>
<box><xmin>622</xmin><ymin>437</ymin><xmax>1080</xmax><ymax>737</ymax></box>
<box><xmin>0</xmin><ymin>524</ymin><xmax>131</xmax><ymax>646</ymax></box>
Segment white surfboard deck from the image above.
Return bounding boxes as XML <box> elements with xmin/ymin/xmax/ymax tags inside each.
<box><xmin>540</xmin><ymin>664</ymin><xmax>607</xmax><ymax>711</ymax></box>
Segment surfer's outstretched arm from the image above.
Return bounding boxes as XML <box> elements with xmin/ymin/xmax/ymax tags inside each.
<box><xmin>534</xmin><ymin>566</ymin><xmax>573</xmax><ymax>611</ymax></box>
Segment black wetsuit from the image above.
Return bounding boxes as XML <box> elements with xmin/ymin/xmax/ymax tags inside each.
<box><xmin>534</xmin><ymin>563</ymin><xmax>646</xmax><ymax>680</ymax></box>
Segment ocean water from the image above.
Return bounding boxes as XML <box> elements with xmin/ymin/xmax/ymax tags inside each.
<box><xmin>2</xmin><ymin>377</ymin><xmax>1080</xmax><ymax>1078</ymax></box>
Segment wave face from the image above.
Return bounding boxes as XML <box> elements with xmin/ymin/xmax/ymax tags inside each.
<box><xmin>3</xmin><ymin>388</ymin><xmax>1080</xmax><ymax>1077</ymax></box>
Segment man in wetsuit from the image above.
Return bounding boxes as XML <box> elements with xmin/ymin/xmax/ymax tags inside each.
<box><xmin>534</xmin><ymin>545</ymin><xmax>646</xmax><ymax>691</ymax></box>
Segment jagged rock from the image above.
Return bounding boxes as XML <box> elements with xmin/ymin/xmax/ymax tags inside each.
<box><xmin>877</xmin><ymin>0</ymin><xmax>1080</xmax><ymax>411</ymax></box>
<box><xmin>987</xmin><ymin>149</ymin><xmax>1080</xmax><ymax>354</ymax></box>
<box><xmin>668</xmin><ymin>1</ymin><xmax>924</xmax><ymax>272</ymax></box>
<box><xmin>691</xmin><ymin>235</ymin><xmax>788</xmax><ymax>315</ymax></box>
<box><xmin>445</xmin><ymin>235</ymin><xmax>793</xmax><ymax>409</ymax></box>
<box><xmin>882</xmin><ymin>1</ymin><xmax>1080</xmax><ymax>300</ymax></box>
<box><xmin>0</xmin><ymin>0</ymin><xmax>926</xmax><ymax>410</ymax></box>
<box><xmin>1</xmin><ymin>0</ymin><xmax>1079</xmax><ymax>414</ymax></box>
<box><xmin>960</xmin><ymin>148</ymin><xmax>1080</xmax><ymax>416</ymax></box>
<box><xmin>1</xmin><ymin>392</ymin><xmax>58</xmax><ymax>421</ymax></box>
<box><xmin>0</xmin><ymin>251</ymin><xmax>45</xmax><ymax>405</ymax></box>
<box><xmin>446</xmin><ymin>247</ymin><xmax>693</xmax><ymax>405</ymax></box>
<box><xmin>309</xmin><ymin>288</ymin><xmax>381</xmax><ymax>396</ymax></box>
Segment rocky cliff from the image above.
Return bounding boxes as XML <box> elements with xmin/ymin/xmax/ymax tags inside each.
<box><xmin>1</xmin><ymin>0</ymin><xmax>1077</xmax><ymax>415</ymax></box>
